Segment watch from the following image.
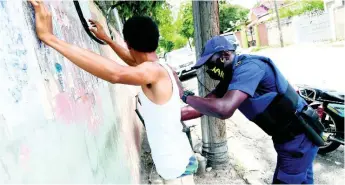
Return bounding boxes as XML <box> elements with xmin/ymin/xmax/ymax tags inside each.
<box><xmin>181</xmin><ymin>90</ymin><xmax>195</xmax><ymax>103</ymax></box>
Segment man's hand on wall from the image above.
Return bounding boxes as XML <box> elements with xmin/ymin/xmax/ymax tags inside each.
<box><xmin>88</xmin><ymin>19</ymin><xmax>110</xmax><ymax>42</ymax></box>
<box><xmin>29</xmin><ymin>0</ymin><xmax>54</xmax><ymax>43</ymax></box>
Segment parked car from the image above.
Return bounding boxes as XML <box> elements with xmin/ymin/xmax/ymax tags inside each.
<box><xmin>163</xmin><ymin>46</ymin><xmax>197</xmax><ymax>79</ymax></box>
<box><xmin>220</xmin><ymin>32</ymin><xmax>243</xmax><ymax>54</ymax></box>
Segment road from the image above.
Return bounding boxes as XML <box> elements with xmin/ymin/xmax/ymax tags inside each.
<box><xmin>254</xmin><ymin>43</ymin><xmax>345</xmax><ymax>93</ymax></box>
<box><xmin>182</xmin><ymin>44</ymin><xmax>344</xmax><ymax>184</ymax></box>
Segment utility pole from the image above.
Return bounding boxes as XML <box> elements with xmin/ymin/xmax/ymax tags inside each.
<box><xmin>274</xmin><ymin>0</ymin><xmax>284</xmax><ymax>47</ymax></box>
<box><xmin>192</xmin><ymin>1</ymin><xmax>228</xmax><ymax>168</ymax></box>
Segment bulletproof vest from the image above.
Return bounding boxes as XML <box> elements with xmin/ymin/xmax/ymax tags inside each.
<box><xmin>231</xmin><ymin>54</ymin><xmax>300</xmax><ymax>137</ymax></box>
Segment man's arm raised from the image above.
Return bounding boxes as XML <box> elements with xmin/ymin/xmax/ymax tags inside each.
<box><xmin>29</xmin><ymin>0</ymin><xmax>161</xmax><ymax>86</ymax></box>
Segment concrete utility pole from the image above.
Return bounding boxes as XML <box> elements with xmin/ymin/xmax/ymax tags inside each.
<box><xmin>274</xmin><ymin>0</ymin><xmax>284</xmax><ymax>47</ymax></box>
<box><xmin>192</xmin><ymin>1</ymin><xmax>228</xmax><ymax>168</ymax></box>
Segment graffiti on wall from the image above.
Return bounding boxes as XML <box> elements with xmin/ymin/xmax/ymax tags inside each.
<box><xmin>0</xmin><ymin>1</ymin><xmax>29</xmax><ymax>104</ymax></box>
<box><xmin>0</xmin><ymin>0</ymin><xmax>136</xmax><ymax>183</ymax></box>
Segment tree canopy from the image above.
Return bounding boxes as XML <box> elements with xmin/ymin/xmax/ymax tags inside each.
<box><xmin>277</xmin><ymin>0</ymin><xmax>325</xmax><ymax>19</ymax></box>
<box><xmin>175</xmin><ymin>2</ymin><xmax>249</xmax><ymax>43</ymax></box>
<box><xmin>94</xmin><ymin>0</ymin><xmax>186</xmax><ymax>53</ymax></box>
<box><xmin>175</xmin><ymin>2</ymin><xmax>194</xmax><ymax>43</ymax></box>
<box><xmin>219</xmin><ymin>4</ymin><xmax>249</xmax><ymax>33</ymax></box>
<box><xmin>94</xmin><ymin>1</ymin><xmax>249</xmax><ymax>52</ymax></box>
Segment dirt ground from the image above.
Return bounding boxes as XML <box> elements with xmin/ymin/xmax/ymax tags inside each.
<box><xmin>140</xmin><ymin>110</ymin><xmax>344</xmax><ymax>184</ymax></box>
<box><xmin>139</xmin><ymin>127</ymin><xmax>247</xmax><ymax>184</ymax></box>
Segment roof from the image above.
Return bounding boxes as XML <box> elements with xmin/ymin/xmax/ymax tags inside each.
<box><xmin>259</xmin><ymin>0</ymin><xmax>286</xmax><ymax>9</ymax></box>
<box><xmin>248</xmin><ymin>1</ymin><xmax>294</xmax><ymax>24</ymax></box>
<box><xmin>250</xmin><ymin>0</ymin><xmax>288</xmax><ymax>18</ymax></box>
<box><xmin>251</xmin><ymin>5</ymin><xmax>269</xmax><ymax>18</ymax></box>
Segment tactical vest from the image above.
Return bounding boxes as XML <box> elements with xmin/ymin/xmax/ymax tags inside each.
<box><xmin>235</xmin><ymin>55</ymin><xmax>300</xmax><ymax>138</ymax></box>
<box><xmin>222</xmin><ymin>54</ymin><xmax>324</xmax><ymax>145</ymax></box>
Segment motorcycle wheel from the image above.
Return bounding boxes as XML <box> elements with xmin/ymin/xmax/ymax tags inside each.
<box><xmin>318</xmin><ymin>111</ymin><xmax>341</xmax><ymax>155</ymax></box>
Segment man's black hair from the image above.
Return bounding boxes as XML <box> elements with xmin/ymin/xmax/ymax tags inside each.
<box><xmin>123</xmin><ymin>16</ymin><xmax>159</xmax><ymax>52</ymax></box>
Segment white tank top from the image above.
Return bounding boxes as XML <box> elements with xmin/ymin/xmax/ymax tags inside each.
<box><xmin>137</xmin><ymin>62</ymin><xmax>193</xmax><ymax>180</ymax></box>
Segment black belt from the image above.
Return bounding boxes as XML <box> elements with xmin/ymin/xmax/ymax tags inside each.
<box><xmin>271</xmin><ymin>115</ymin><xmax>305</xmax><ymax>144</ymax></box>
<box><xmin>271</xmin><ymin>106</ymin><xmax>325</xmax><ymax>146</ymax></box>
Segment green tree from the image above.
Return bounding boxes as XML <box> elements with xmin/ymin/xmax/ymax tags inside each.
<box><xmin>176</xmin><ymin>2</ymin><xmax>250</xmax><ymax>43</ymax></box>
<box><xmin>278</xmin><ymin>0</ymin><xmax>324</xmax><ymax>19</ymax></box>
<box><xmin>155</xmin><ymin>2</ymin><xmax>188</xmax><ymax>53</ymax></box>
<box><xmin>94</xmin><ymin>0</ymin><xmax>183</xmax><ymax>53</ymax></box>
<box><xmin>219</xmin><ymin>4</ymin><xmax>249</xmax><ymax>33</ymax></box>
<box><xmin>94</xmin><ymin>0</ymin><xmax>165</xmax><ymax>23</ymax></box>
<box><xmin>156</xmin><ymin>2</ymin><xmax>175</xmax><ymax>52</ymax></box>
<box><xmin>176</xmin><ymin>2</ymin><xmax>194</xmax><ymax>47</ymax></box>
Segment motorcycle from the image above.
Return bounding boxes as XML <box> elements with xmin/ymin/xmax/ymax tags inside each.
<box><xmin>295</xmin><ymin>85</ymin><xmax>344</xmax><ymax>154</ymax></box>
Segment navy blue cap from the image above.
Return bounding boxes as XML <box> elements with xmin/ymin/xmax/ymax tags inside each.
<box><xmin>193</xmin><ymin>36</ymin><xmax>236</xmax><ymax>69</ymax></box>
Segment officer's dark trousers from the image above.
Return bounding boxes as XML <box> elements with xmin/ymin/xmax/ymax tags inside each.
<box><xmin>272</xmin><ymin>133</ymin><xmax>319</xmax><ymax>184</ymax></box>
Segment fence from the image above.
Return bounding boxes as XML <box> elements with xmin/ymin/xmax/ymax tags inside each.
<box><xmin>265</xmin><ymin>7</ymin><xmax>344</xmax><ymax>46</ymax></box>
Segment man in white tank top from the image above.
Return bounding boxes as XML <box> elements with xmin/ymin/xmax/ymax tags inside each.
<box><xmin>29</xmin><ymin>1</ymin><xmax>197</xmax><ymax>183</ymax></box>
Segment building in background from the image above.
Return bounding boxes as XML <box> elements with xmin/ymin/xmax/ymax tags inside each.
<box><xmin>235</xmin><ymin>0</ymin><xmax>344</xmax><ymax>48</ymax></box>
<box><xmin>324</xmin><ymin>0</ymin><xmax>345</xmax><ymax>40</ymax></box>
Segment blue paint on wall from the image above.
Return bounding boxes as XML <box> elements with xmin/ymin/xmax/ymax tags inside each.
<box><xmin>0</xmin><ymin>1</ymin><xmax>5</xmax><ymax>8</ymax></box>
<box><xmin>55</xmin><ymin>63</ymin><xmax>65</xmax><ymax>91</ymax></box>
<box><xmin>22</xmin><ymin>63</ymin><xmax>28</xmax><ymax>71</ymax></box>
<box><xmin>16</xmin><ymin>34</ymin><xmax>23</xmax><ymax>43</ymax></box>
<box><xmin>55</xmin><ymin>63</ymin><xmax>62</xmax><ymax>73</ymax></box>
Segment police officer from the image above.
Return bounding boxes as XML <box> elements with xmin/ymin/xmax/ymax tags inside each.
<box><xmin>180</xmin><ymin>36</ymin><xmax>324</xmax><ymax>184</ymax></box>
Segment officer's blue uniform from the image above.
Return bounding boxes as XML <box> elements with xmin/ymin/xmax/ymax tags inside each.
<box><xmin>213</xmin><ymin>54</ymin><xmax>319</xmax><ymax>184</ymax></box>
<box><xmin>193</xmin><ymin>36</ymin><xmax>319</xmax><ymax>184</ymax></box>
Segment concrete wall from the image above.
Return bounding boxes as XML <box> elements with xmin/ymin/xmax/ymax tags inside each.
<box><xmin>334</xmin><ymin>6</ymin><xmax>344</xmax><ymax>40</ymax></box>
<box><xmin>294</xmin><ymin>11</ymin><xmax>333</xmax><ymax>43</ymax></box>
<box><xmin>324</xmin><ymin>0</ymin><xmax>344</xmax><ymax>40</ymax></box>
<box><xmin>266</xmin><ymin>17</ymin><xmax>296</xmax><ymax>46</ymax></box>
<box><xmin>265</xmin><ymin>7</ymin><xmax>344</xmax><ymax>45</ymax></box>
<box><xmin>234</xmin><ymin>31</ymin><xmax>243</xmax><ymax>47</ymax></box>
<box><xmin>0</xmin><ymin>0</ymin><xmax>142</xmax><ymax>183</ymax></box>
<box><xmin>257</xmin><ymin>23</ymin><xmax>269</xmax><ymax>46</ymax></box>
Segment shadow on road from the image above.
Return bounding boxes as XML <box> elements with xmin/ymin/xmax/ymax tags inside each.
<box><xmin>313</xmin><ymin>146</ymin><xmax>344</xmax><ymax>184</ymax></box>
